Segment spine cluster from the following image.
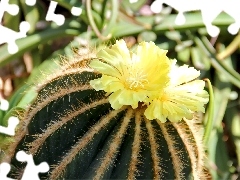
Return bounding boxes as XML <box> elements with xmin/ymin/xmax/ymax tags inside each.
<box><xmin>0</xmin><ymin>56</ymin><xmax>207</xmax><ymax>179</ymax></box>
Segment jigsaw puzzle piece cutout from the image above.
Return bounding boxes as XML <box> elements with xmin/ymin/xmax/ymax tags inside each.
<box><xmin>0</xmin><ymin>0</ymin><xmax>19</xmax><ymax>20</ymax></box>
<box><xmin>0</xmin><ymin>21</ymin><xmax>30</xmax><ymax>54</ymax></box>
<box><xmin>223</xmin><ymin>0</ymin><xmax>240</xmax><ymax>35</ymax></box>
<box><xmin>46</xmin><ymin>1</ymin><xmax>65</xmax><ymax>26</ymax></box>
<box><xmin>0</xmin><ymin>116</ymin><xmax>19</xmax><ymax>136</ymax></box>
<box><xmin>151</xmin><ymin>0</ymin><xmax>202</xmax><ymax>25</ymax></box>
<box><xmin>0</xmin><ymin>162</ymin><xmax>15</xmax><ymax>180</ymax></box>
<box><xmin>150</xmin><ymin>0</ymin><xmax>227</xmax><ymax>37</ymax></box>
<box><xmin>201</xmin><ymin>10</ymin><xmax>221</xmax><ymax>36</ymax></box>
<box><xmin>25</xmin><ymin>0</ymin><xmax>36</xmax><ymax>6</ymax></box>
<box><xmin>0</xmin><ymin>0</ymin><xmax>31</xmax><ymax>54</ymax></box>
<box><xmin>228</xmin><ymin>22</ymin><xmax>240</xmax><ymax>35</ymax></box>
<box><xmin>0</xmin><ymin>98</ymin><xmax>9</xmax><ymax>111</ymax></box>
<box><xmin>150</xmin><ymin>0</ymin><xmax>163</xmax><ymax>14</ymax></box>
<box><xmin>16</xmin><ymin>151</ymin><xmax>49</xmax><ymax>180</ymax></box>
<box><xmin>71</xmin><ymin>6</ymin><xmax>82</xmax><ymax>16</ymax></box>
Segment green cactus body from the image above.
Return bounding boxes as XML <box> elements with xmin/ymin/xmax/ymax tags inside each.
<box><xmin>0</xmin><ymin>56</ymin><xmax>207</xmax><ymax>179</ymax></box>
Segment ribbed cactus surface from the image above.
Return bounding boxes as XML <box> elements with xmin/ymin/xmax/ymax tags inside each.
<box><xmin>0</xmin><ymin>57</ymin><xmax>207</xmax><ymax>179</ymax></box>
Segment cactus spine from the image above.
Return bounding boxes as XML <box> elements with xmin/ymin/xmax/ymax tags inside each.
<box><xmin>0</xmin><ymin>50</ymin><xmax>208</xmax><ymax>179</ymax></box>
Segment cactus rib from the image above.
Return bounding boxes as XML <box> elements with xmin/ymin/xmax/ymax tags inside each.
<box><xmin>0</xmin><ymin>52</ymin><xmax>209</xmax><ymax>179</ymax></box>
<box><xmin>127</xmin><ymin>110</ymin><xmax>142</xmax><ymax>179</ymax></box>
<box><xmin>145</xmin><ymin>117</ymin><xmax>163</xmax><ymax>179</ymax></box>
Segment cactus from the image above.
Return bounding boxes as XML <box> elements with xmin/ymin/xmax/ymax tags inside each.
<box><xmin>0</xmin><ymin>41</ymin><xmax>209</xmax><ymax>179</ymax></box>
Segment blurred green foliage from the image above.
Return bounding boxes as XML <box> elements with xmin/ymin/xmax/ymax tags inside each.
<box><xmin>0</xmin><ymin>0</ymin><xmax>239</xmax><ymax>179</ymax></box>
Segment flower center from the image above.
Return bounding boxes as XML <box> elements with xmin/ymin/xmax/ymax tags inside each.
<box><xmin>160</xmin><ymin>92</ymin><xmax>168</xmax><ymax>102</ymax></box>
<box><xmin>125</xmin><ymin>68</ymin><xmax>148</xmax><ymax>90</ymax></box>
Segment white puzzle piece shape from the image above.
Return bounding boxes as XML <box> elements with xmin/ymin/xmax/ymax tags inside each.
<box><xmin>0</xmin><ymin>0</ymin><xmax>30</xmax><ymax>54</ymax></box>
<box><xmin>0</xmin><ymin>22</ymin><xmax>30</xmax><ymax>54</ymax></box>
<box><xmin>25</xmin><ymin>0</ymin><xmax>36</xmax><ymax>6</ymax></box>
<box><xmin>0</xmin><ymin>116</ymin><xmax>19</xmax><ymax>136</ymax></box>
<box><xmin>0</xmin><ymin>163</ymin><xmax>15</xmax><ymax>180</ymax></box>
<box><xmin>16</xmin><ymin>151</ymin><xmax>50</xmax><ymax>180</ymax></box>
<box><xmin>150</xmin><ymin>0</ymin><xmax>240</xmax><ymax>37</ymax></box>
<box><xmin>0</xmin><ymin>151</ymin><xmax>50</xmax><ymax>180</ymax></box>
<box><xmin>46</xmin><ymin>1</ymin><xmax>65</xmax><ymax>26</ymax></box>
<box><xmin>0</xmin><ymin>99</ymin><xmax>9</xmax><ymax>111</ymax></box>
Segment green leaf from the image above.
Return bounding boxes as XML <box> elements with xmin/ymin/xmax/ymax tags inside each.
<box><xmin>225</xmin><ymin>107</ymin><xmax>240</xmax><ymax>166</ymax></box>
<box><xmin>191</xmin><ymin>47</ymin><xmax>211</xmax><ymax>70</ymax></box>
<box><xmin>165</xmin><ymin>31</ymin><xmax>181</xmax><ymax>41</ymax></box>
<box><xmin>177</xmin><ymin>47</ymin><xmax>190</xmax><ymax>63</ymax></box>
<box><xmin>54</xmin><ymin>0</ymin><xmax>82</xmax><ymax>10</ymax></box>
<box><xmin>0</xmin><ymin>19</ymin><xmax>83</xmax><ymax>67</ymax></box>
<box><xmin>194</xmin><ymin>37</ymin><xmax>240</xmax><ymax>88</ymax></box>
<box><xmin>205</xmin><ymin>50</ymin><xmax>233</xmax><ymax>179</ymax></box>
<box><xmin>8</xmin><ymin>84</ymin><xmax>30</xmax><ymax>110</ymax></box>
<box><xmin>20</xmin><ymin>0</ymin><xmax>40</xmax><ymax>33</ymax></box>
<box><xmin>3</xmin><ymin>0</ymin><xmax>20</xmax><ymax>31</ymax></box>
<box><xmin>121</xmin><ymin>0</ymin><xmax>147</xmax><ymax>12</ymax></box>
<box><xmin>138</xmin><ymin>31</ymin><xmax>157</xmax><ymax>42</ymax></box>
<box><xmin>203</xmin><ymin>79</ymin><xmax>214</xmax><ymax>145</ymax></box>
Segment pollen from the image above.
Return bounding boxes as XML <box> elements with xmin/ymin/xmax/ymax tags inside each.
<box><xmin>125</xmin><ymin>69</ymin><xmax>149</xmax><ymax>90</ymax></box>
<box><xmin>90</xmin><ymin>40</ymin><xmax>171</xmax><ymax>110</ymax></box>
<box><xmin>160</xmin><ymin>93</ymin><xmax>168</xmax><ymax>102</ymax></box>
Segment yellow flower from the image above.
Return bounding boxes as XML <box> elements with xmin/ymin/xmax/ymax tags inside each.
<box><xmin>89</xmin><ymin>40</ymin><xmax>170</xmax><ymax>109</ymax></box>
<box><xmin>144</xmin><ymin>60</ymin><xmax>209</xmax><ymax>123</ymax></box>
<box><xmin>90</xmin><ymin>40</ymin><xmax>209</xmax><ymax>123</ymax></box>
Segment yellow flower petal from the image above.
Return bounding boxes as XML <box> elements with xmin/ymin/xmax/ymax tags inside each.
<box><xmin>135</xmin><ymin>41</ymin><xmax>170</xmax><ymax>90</ymax></box>
<box><xmin>97</xmin><ymin>40</ymin><xmax>131</xmax><ymax>73</ymax></box>
<box><xmin>90</xmin><ymin>78</ymin><xmax>104</xmax><ymax>91</ymax></box>
<box><xmin>89</xmin><ymin>60</ymin><xmax>121</xmax><ymax>78</ymax></box>
<box><xmin>108</xmin><ymin>88</ymin><xmax>147</xmax><ymax>109</ymax></box>
<box><xmin>108</xmin><ymin>90</ymin><xmax>124</xmax><ymax>109</ymax></box>
<box><xmin>144</xmin><ymin>100</ymin><xmax>167</xmax><ymax>123</ymax></box>
<box><xmin>89</xmin><ymin>39</ymin><xmax>209</xmax><ymax>122</ymax></box>
<box><xmin>90</xmin><ymin>40</ymin><xmax>171</xmax><ymax>109</ymax></box>
<box><xmin>169</xmin><ymin>60</ymin><xmax>200</xmax><ymax>86</ymax></box>
<box><xmin>100</xmin><ymin>75</ymin><xmax>124</xmax><ymax>92</ymax></box>
<box><xmin>90</xmin><ymin>76</ymin><xmax>124</xmax><ymax>92</ymax></box>
<box><xmin>145</xmin><ymin>62</ymin><xmax>209</xmax><ymax>122</ymax></box>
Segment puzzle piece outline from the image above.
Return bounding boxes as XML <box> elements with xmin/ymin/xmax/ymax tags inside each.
<box><xmin>0</xmin><ymin>98</ymin><xmax>49</xmax><ymax>180</ymax></box>
<box><xmin>0</xmin><ymin>0</ymin><xmax>36</xmax><ymax>54</ymax></box>
<box><xmin>0</xmin><ymin>162</ymin><xmax>14</xmax><ymax>180</ymax></box>
<box><xmin>0</xmin><ymin>1</ymin><xmax>72</xmax><ymax>179</ymax></box>
<box><xmin>0</xmin><ymin>0</ymin><xmax>84</xmax><ymax>54</ymax></box>
<box><xmin>45</xmin><ymin>0</ymin><xmax>65</xmax><ymax>26</ymax></box>
<box><xmin>151</xmin><ymin>0</ymin><xmax>240</xmax><ymax>37</ymax></box>
<box><xmin>0</xmin><ymin>98</ymin><xmax>9</xmax><ymax>111</ymax></box>
<box><xmin>0</xmin><ymin>98</ymin><xmax>19</xmax><ymax>136</ymax></box>
<box><xmin>71</xmin><ymin>6</ymin><xmax>82</xmax><ymax>16</ymax></box>
<box><xmin>16</xmin><ymin>151</ymin><xmax>50</xmax><ymax>180</ymax></box>
<box><xmin>0</xmin><ymin>151</ymin><xmax>49</xmax><ymax>180</ymax></box>
<box><xmin>45</xmin><ymin>1</ymin><xmax>83</xmax><ymax>25</ymax></box>
<box><xmin>0</xmin><ymin>116</ymin><xmax>19</xmax><ymax>136</ymax></box>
